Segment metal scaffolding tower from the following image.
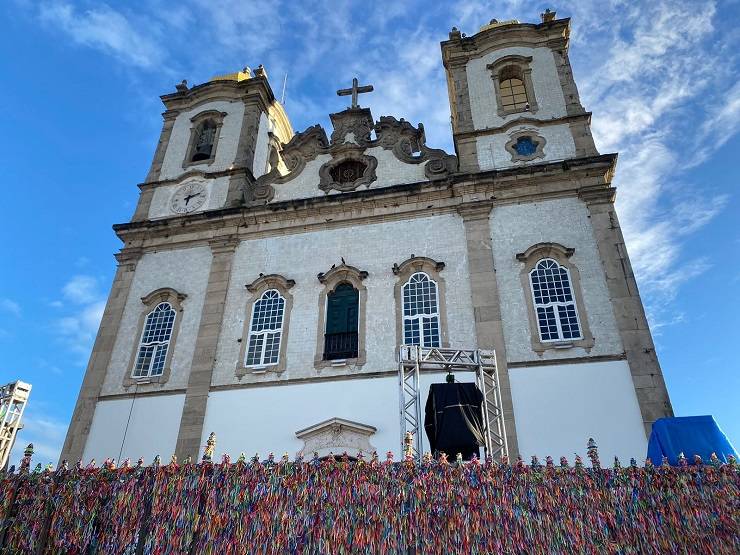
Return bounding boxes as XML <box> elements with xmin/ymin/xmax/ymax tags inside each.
<box><xmin>398</xmin><ymin>346</ymin><xmax>507</xmax><ymax>461</ymax></box>
<box><xmin>0</xmin><ymin>381</ymin><xmax>31</xmax><ymax>470</ymax></box>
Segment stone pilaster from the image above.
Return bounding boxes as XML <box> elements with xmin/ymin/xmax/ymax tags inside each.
<box><xmin>581</xmin><ymin>188</ymin><xmax>673</xmax><ymax>436</ymax></box>
<box><xmin>226</xmin><ymin>99</ymin><xmax>264</xmax><ymax>206</ymax></box>
<box><xmin>174</xmin><ymin>237</ymin><xmax>239</xmax><ymax>460</ymax></box>
<box><xmin>59</xmin><ymin>247</ymin><xmax>143</xmax><ymax>464</ymax></box>
<box><xmin>145</xmin><ymin>111</ymin><xmax>178</xmax><ymax>183</ymax></box>
<box><xmin>131</xmin><ymin>184</ymin><xmax>156</xmax><ymax>222</ymax></box>
<box><xmin>458</xmin><ymin>203</ymin><xmax>519</xmax><ymax>457</ymax></box>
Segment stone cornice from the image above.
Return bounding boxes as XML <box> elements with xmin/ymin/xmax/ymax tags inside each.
<box><xmin>452</xmin><ymin>112</ymin><xmax>592</xmax><ymax>140</ymax></box>
<box><xmin>114</xmin><ymin>154</ymin><xmax>618</xmax><ymax>252</ymax></box>
<box><xmin>441</xmin><ymin>18</ymin><xmax>571</xmax><ymax>67</ymax></box>
<box><xmin>137</xmin><ymin>166</ymin><xmax>255</xmax><ymax>191</ymax></box>
<box><xmin>160</xmin><ymin>76</ymin><xmax>276</xmax><ymax>113</ymax></box>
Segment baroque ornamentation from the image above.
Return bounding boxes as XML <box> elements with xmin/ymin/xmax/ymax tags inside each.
<box><xmin>245</xmin><ymin>110</ymin><xmax>457</xmax><ymax>204</ymax></box>
<box><xmin>375</xmin><ymin>116</ymin><xmax>457</xmax><ymax>180</ymax></box>
<box><xmin>318</xmin><ymin>151</ymin><xmax>378</xmax><ymax>193</ymax></box>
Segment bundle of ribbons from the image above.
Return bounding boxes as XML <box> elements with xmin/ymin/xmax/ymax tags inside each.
<box><xmin>0</xmin><ymin>453</ymin><xmax>738</xmax><ymax>554</ymax></box>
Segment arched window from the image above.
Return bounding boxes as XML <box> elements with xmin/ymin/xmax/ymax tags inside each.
<box><xmin>402</xmin><ymin>272</ymin><xmax>441</xmax><ymax>347</ymax></box>
<box><xmin>323</xmin><ymin>282</ymin><xmax>359</xmax><ymax>360</ymax></box>
<box><xmin>245</xmin><ymin>289</ymin><xmax>286</xmax><ymax>367</ymax></box>
<box><xmin>133</xmin><ymin>302</ymin><xmax>176</xmax><ymax>378</ymax></box>
<box><xmin>499</xmin><ymin>66</ymin><xmax>529</xmax><ymax>111</ymax></box>
<box><xmin>529</xmin><ymin>259</ymin><xmax>582</xmax><ymax>341</ymax></box>
<box><xmin>191</xmin><ymin>120</ymin><xmax>217</xmax><ymax>162</ymax></box>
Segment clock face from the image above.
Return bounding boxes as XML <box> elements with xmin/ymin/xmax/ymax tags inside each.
<box><xmin>170</xmin><ymin>181</ymin><xmax>207</xmax><ymax>214</ymax></box>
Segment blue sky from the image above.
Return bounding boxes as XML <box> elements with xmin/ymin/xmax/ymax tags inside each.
<box><xmin>1</xmin><ymin>0</ymin><xmax>738</xmax><ymax>466</ymax></box>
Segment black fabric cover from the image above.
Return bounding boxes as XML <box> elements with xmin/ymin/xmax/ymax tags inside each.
<box><xmin>424</xmin><ymin>382</ymin><xmax>485</xmax><ymax>460</ymax></box>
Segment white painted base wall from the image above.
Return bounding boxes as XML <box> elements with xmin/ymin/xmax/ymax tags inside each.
<box><xmin>509</xmin><ymin>360</ymin><xmax>647</xmax><ymax>461</ymax></box>
<box><xmin>82</xmin><ymin>360</ymin><xmax>648</xmax><ymax>464</ymax></box>
<box><xmin>83</xmin><ymin>394</ymin><xmax>185</xmax><ymax>463</ymax></box>
<box><xmin>202</xmin><ymin>372</ymin><xmax>476</xmax><ymax>459</ymax></box>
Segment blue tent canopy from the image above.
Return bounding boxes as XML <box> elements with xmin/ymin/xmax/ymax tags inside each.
<box><xmin>647</xmin><ymin>415</ymin><xmax>738</xmax><ymax>465</ymax></box>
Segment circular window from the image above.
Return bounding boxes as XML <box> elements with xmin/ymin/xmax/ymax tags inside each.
<box><xmin>330</xmin><ymin>160</ymin><xmax>367</xmax><ymax>184</ymax></box>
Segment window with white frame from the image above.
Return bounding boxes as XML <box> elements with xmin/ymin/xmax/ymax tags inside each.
<box><xmin>133</xmin><ymin>302</ymin><xmax>176</xmax><ymax>378</ymax></box>
<box><xmin>402</xmin><ymin>272</ymin><xmax>441</xmax><ymax>347</ymax></box>
<box><xmin>245</xmin><ymin>289</ymin><xmax>285</xmax><ymax>367</ymax></box>
<box><xmin>529</xmin><ymin>259</ymin><xmax>582</xmax><ymax>341</ymax></box>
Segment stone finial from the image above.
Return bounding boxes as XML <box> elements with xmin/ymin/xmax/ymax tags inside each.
<box><xmin>541</xmin><ymin>9</ymin><xmax>556</xmax><ymax>23</ymax></box>
<box><xmin>202</xmin><ymin>432</ymin><xmax>216</xmax><ymax>463</ymax></box>
<box><xmin>449</xmin><ymin>26</ymin><xmax>461</xmax><ymax>40</ymax></box>
<box><xmin>403</xmin><ymin>432</ymin><xmax>414</xmax><ymax>459</ymax></box>
<box><xmin>254</xmin><ymin>64</ymin><xmax>267</xmax><ymax>78</ymax></box>
<box><xmin>20</xmin><ymin>443</ymin><xmax>34</xmax><ymax>472</ymax></box>
<box><xmin>587</xmin><ymin>438</ymin><xmax>600</xmax><ymax>468</ymax></box>
<box><xmin>176</xmin><ymin>80</ymin><xmax>189</xmax><ymax>92</ymax></box>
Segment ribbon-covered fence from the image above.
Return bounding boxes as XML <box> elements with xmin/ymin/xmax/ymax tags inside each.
<box><xmin>1</xmin><ymin>446</ymin><xmax>738</xmax><ymax>554</ymax></box>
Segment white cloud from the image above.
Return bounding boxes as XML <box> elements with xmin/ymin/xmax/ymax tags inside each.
<box><xmin>37</xmin><ymin>2</ymin><xmax>164</xmax><ymax>68</ymax></box>
<box><xmin>62</xmin><ymin>274</ymin><xmax>99</xmax><ymax>304</ymax></box>
<box><xmin>55</xmin><ymin>275</ymin><xmax>106</xmax><ymax>359</ymax></box>
<box><xmin>0</xmin><ymin>298</ymin><xmax>21</xmax><ymax>317</ymax></box>
<box><xmin>8</xmin><ymin>411</ymin><xmax>68</xmax><ymax>468</ymax></box>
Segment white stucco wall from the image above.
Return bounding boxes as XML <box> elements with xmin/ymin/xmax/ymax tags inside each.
<box><xmin>466</xmin><ymin>46</ymin><xmax>567</xmax><ymax>130</ymax></box>
<box><xmin>147</xmin><ymin>175</ymin><xmax>230</xmax><ymax>219</ymax></box>
<box><xmin>476</xmin><ymin>123</ymin><xmax>576</xmax><ymax>170</ymax></box>
<box><xmin>510</xmin><ymin>360</ymin><xmax>647</xmax><ymax>461</ymax></box>
<box><xmin>101</xmin><ymin>247</ymin><xmax>213</xmax><ymax>396</ymax></box>
<box><xmin>490</xmin><ymin>197</ymin><xmax>623</xmax><ymax>362</ymax></box>
<box><xmin>202</xmin><ymin>372</ymin><xmax>475</xmax><ymax>458</ymax></box>
<box><xmin>252</xmin><ymin>112</ymin><xmax>271</xmax><ymax>178</ymax></box>
<box><xmin>159</xmin><ymin>100</ymin><xmax>246</xmax><ymax>181</ymax></box>
<box><xmin>212</xmin><ymin>214</ymin><xmax>477</xmax><ymax>386</ymax></box>
<box><xmin>83</xmin><ymin>394</ymin><xmax>185</xmax><ymax>463</ymax></box>
<box><xmin>271</xmin><ymin>147</ymin><xmax>429</xmax><ymax>202</ymax></box>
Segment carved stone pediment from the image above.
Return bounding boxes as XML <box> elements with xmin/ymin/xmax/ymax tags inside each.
<box><xmin>329</xmin><ymin>108</ymin><xmax>374</xmax><ymax>148</ymax></box>
<box><xmin>281</xmin><ymin>125</ymin><xmax>329</xmax><ymax>173</ymax></box>
<box><xmin>295</xmin><ymin>418</ymin><xmax>377</xmax><ymax>459</ymax></box>
<box><xmin>244</xmin><ymin>109</ymin><xmax>457</xmax><ymax>204</ymax></box>
<box><xmin>375</xmin><ymin>116</ymin><xmax>457</xmax><ymax>180</ymax></box>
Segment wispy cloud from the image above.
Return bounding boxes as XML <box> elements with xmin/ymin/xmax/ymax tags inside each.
<box><xmin>0</xmin><ymin>298</ymin><xmax>21</xmax><ymax>317</ymax></box>
<box><xmin>37</xmin><ymin>2</ymin><xmax>165</xmax><ymax>68</ymax></box>
<box><xmin>9</xmin><ymin>411</ymin><xmax>68</xmax><ymax>467</ymax></box>
<box><xmin>55</xmin><ymin>274</ymin><xmax>106</xmax><ymax>360</ymax></box>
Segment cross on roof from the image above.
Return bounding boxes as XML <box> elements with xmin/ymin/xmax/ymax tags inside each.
<box><xmin>336</xmin><ymin>77</ymin><xmax>373</xmax><ymax>109</ymax></box>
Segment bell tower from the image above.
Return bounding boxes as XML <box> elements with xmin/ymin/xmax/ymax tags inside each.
<box><xmin>441</xmin><ymin>11</ymin><xmax>598</xmax><ymax>172</ymax></box>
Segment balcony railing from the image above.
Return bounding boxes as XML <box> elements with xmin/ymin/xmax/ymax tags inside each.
<box><xmin>323</xmin><ymin>332</ymin><xmax>358</xmax><ymax>360</ymax></box>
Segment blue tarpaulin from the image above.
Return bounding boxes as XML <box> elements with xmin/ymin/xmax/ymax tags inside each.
<box><xmin>647</xmin><ymin>415</ymin><xmax>738</xmax><ymax>465</ymax></box>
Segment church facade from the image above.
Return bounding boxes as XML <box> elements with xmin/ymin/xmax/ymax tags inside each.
<box><xmin>60</xmin><ymin>14</ymin><xmax>672</xmax><ymax>465</ymax></box>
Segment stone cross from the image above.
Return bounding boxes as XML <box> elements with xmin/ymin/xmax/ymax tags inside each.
<box><xmin>336</xmin><ymin>77</ymin><xmax>373</xmax><ymax>108</ymax></box>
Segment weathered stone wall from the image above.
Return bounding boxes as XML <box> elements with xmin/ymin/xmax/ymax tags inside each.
<box><xmin>489</xmin><ymin>197</ymin><xmax>624</xmax><ymax>363</ymax></box>
<box><xmin>159</xmin><ymin>100</ymin><xmax>246</xmax><ymax>181</ymax></box>
<box><xmin>147</xmin><ymin>175</ymin><xmax>230</xmax><ymax>219</ymax></box>
<box><xmin>212</xmin><ymin>214</ymin><xmax>476</xmax><ymax>386</ymax></box>
<box><xmin>466</xmin><ymin>46</ymin><xmax>568</xmax><ymax>129</ymax></box>
<box><xmin>476</xmin><ymin>122</ymin><xmax>576</xmax><ymax>170</ymax></box>
<box><xmin>101</xmin><ymin>247</ymin><xmax>212</xmax><ymax>396</ymax></box>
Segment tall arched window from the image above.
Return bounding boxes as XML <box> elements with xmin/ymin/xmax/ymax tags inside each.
<box><xmin>499</xmin><ymin>66</ymin><xmax>529</xmax><ymax>111</ymax></box>
<box><xmin>324</xmin><ymin>282</ymin><xmax>359</xmax><ymax>360</ymax></box>
<box><xmin>191</xmin><ymin>120</ymin><xmax>217</xmax><ymax>162</ymax></box>
<box><xmin>133</xmin><ymin>302</ymin><xmax>176</xmax><ymax>378</ymax></box>
<box><xmin>245</xmin><ymin>289</ymin><xmax>286</xmax><ymax>367</ymax></box>
<box><xmin>402</xmin><ymin>272</ymin><xmax>441</xmax><ymax>347</ymax></box>
<box><xmin>529</xmin><ymin>258</ymin><xmax>582</xmax><ymax>341</ymax></box>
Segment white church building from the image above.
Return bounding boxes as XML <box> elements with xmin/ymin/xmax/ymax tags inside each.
<box><xmin>61</xmin><ymin>13</ymin><xmax>673</xmax><ymax>465</ymax></box>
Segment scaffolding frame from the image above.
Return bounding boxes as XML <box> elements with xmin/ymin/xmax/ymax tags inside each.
<box><xmin>0</xmin><ymin>381</ymin><xmax>31</xmax><ymax>470</ymax></box>
<box><xmin>398</xmin><ymin>346</ymin><xmax>507</xmax><ymax>461</ymax></box>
